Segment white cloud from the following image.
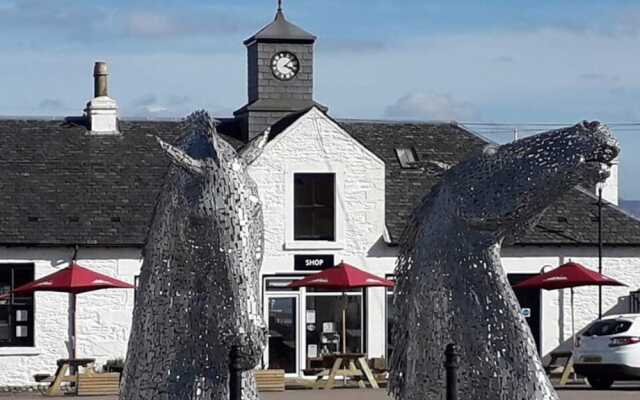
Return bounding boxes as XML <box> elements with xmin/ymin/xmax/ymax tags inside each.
<box><xmin>385</xmin><ymin>93</ymin><xmax>480</xmax><ymax>121</ymax></box>
<box><xmin>126</xmin><ymin>13</ymin><xmax>179</xmax><ymax>37</ymax></box>
<box><xmin>37</xmin><ymin>98</ymin><xmax>68</xmax><ymax>113</ymax></box>
<box><xmin>127</xmin><ymin>93</ymin><xmax>192</xmax><ymax>117</ymax></box>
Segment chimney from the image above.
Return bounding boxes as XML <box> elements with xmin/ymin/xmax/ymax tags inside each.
<box><xmin>84</xmin><ymin>61</ymin><xmax>118</xmax><ymax>134</ymax></box>
<box><xmin>94</xmin><ymin>62</ymin><xmax>108</xmax><ymax>97</ymax></box>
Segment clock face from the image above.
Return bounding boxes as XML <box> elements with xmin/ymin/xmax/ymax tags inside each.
<box><xmin>271</xmin><ymin>51</ymin><xmax>300</xmax><ymax>81</ymax></box>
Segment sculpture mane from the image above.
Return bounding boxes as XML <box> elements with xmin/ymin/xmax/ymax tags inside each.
<box><xmin>389</xmin><ymin>121</ymin><xmax>619</xmax><ymax>400</ymax></box>
<box><xmin>121</xmin><ymin>111</ymin><xmax>269</xmax><ymax>400</ymax></box>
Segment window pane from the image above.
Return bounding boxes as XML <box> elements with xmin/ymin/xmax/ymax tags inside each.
<box><xmin>0</xmin><ymin>267</ymin><xmax>10</xmax><ymax>299</ymax></box>
<box><xmin>313</xmin><ymin>208</ymin><xmax>335</xmax><ymax>241</ymax></box>
<box><xmin>0</xmin><ymin>264</ymin><xmax>35</xmax><ymax>347</ymax></box>
<box><xmin>294</xmin><ymin>208</ymin><xmax>314</xmax><ymax>239</ymax></box>
<box><xmin>268</xmin><ymin>297</ymin><xmax>297</xmax><ymax>373</ymax></box>
<box><xmin>0</xmin><ymin>307</ymin><xmax>9</xmax><ymax>341</ymax></box>
<box><xmin>294</xmin><ymin>174</ymin><xmax>314</xmax><ymax>206</ymax></box>
<box><xmin>294</xmin><ymin>173</ymin><xmax>336</xmax><ymax>241</ymax></box>
<box><xmin>14</xmin><ymin>267</ymin><xmax>34</xmax><ymax>287</ymax></box>
<box><xmin>16</xmin><ymin>325</ymin><xmax>28</xmax><ymax>338</ymax></box>
<box><xmin>305</xmin><ymin>294</ymin><xmax>362</xmax><ymax>372</ymax></box>
<box><xmin>16</xmin><ymin>310</ymin><xmax>28</xmax><ymax>322</ymax></box>
<box><xmin>314</xmin><ymin>175</ymin><xmax>334</xmax><ymax>207</ymax></box>
<box><xmin>387</xmin><ymin>289</ymin><xmax>395</xmax><ymax>360</ymax></box>
<box><xmin>585</xmin><ymin>320</ymin><xmax>632</xmax><ymax>336</ymax></box>
<box><xmin>395</xmin><ymin>148</ymin><xmax>419</xmax><ymax>168</ymax></box>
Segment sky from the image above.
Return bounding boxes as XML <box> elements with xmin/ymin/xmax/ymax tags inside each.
<box><xmin>1</xmin><ymin>0</ymin><xmax>639</xmax><ymax>198</ymax></box>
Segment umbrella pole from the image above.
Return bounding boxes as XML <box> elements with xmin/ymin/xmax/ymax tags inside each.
<box><xmin>342</xmin><ymin>292</ymin><xmax>347</xmax><ymax>354</ymax></box>
<box><xmin>571</xmin><ymin>287</ymin><xmax>576</xmax><ymax>382</ymax></box>
<box><xmin>69</xmin><ymin>293</ymin><xmax>77</xmax><ymax>371</ymax></box>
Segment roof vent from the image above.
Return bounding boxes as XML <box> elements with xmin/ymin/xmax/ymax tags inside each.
<box><xmin>84</xmin><ymin>62</ymin><xmax>119</xmax><ymax>135</ymax></box>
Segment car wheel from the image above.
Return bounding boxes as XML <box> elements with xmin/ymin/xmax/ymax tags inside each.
<box><xmin>586</xmin><ymin>376</ymin><xmax>614</xmax><ymax>390</ymax></box>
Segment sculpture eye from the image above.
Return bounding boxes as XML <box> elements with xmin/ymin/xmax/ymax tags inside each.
<box><xmin>482</xmin><ymin>145</ymin><xmax>499</xmax><ymax>157</ymax></box>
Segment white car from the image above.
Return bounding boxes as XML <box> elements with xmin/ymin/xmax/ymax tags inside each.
<box><xmin>574</xmin><ymin>314</ymin><xmax>640</xmax><ymax>389</ymax></box>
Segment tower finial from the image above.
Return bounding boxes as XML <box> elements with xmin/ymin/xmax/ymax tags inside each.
<box><xmin>278</xmin><ymin>0</ymin><xmax>283</xmax><ymax>12</ymax></box>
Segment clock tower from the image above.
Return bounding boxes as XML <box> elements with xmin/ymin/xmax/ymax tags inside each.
<box><xmin>234</xmin><ymin>3</ymin><xmax>325</xmax><ymax>141</ymax></box>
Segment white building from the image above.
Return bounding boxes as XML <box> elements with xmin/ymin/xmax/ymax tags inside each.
<box><xmin>1</xmin><ymin>7</ymin><xmax>640</xmax><ymax>387</ymax></box>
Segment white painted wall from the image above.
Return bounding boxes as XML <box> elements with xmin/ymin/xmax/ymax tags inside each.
<box><xmin>249</xmin><ymin>107</ymin><xmax>394</xmax><ymax>368</ymax></box>
<box><xmin>502</xmin><ymin>246</ymin><xmax>640</xmax><ymax>358</ymax></box>
<box><xmin>0</xmin><ymin>246</ymin><xmax>141</xmax><ymax>386</ymax></box>
<box><xmin>249</xmin><ymin>107</ymin><xmax>386</xmax><ymax>261</ymax></box>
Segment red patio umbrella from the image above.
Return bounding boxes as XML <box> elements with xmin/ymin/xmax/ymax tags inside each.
<box><xmin>513</xmin><ymin>262</ymin><xmax>626</xmax><ymax>352</ymax></box>
<box><xmin>1</xmin><ymin>262</ymin><xmax>135</xmax><ymax>362</ymax></box>
<box><xmin>288</xmin><ymin>261</ymin><xmax>394</xmax><ymax>353</ymax></box>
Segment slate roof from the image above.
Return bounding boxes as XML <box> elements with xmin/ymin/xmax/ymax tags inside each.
<box><xmin>244</xmin><ymin>10</ymin><xmax>316</xmax><ymax>45</ymax></box>
<box><xmin>342</xmin><ymin>119</ymin><xmax>640</xmax><ymax>246</ymax></box>
<box><xmin>0</xmin><ymin>118</ymin><xmax>240</xmax><ymax>246</ymax></box>
<box><xmin>1</xmin><ymin>115</ymin><xmax>640</xmax><ymax>247</ymax></box>
<box><xmin>507</xmin><ymin>188</ymin><xmax>640</xmax><ymax>246</ymax></box>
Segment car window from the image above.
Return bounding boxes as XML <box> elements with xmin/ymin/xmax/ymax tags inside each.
<box><xmin>584</xmin><ymin>320</ymin><xmax>632</xmax><ymax>336</ymax></box>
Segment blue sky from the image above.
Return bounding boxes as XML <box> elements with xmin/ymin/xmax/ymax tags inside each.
<box><xmin>1</xmin><ymin>0</ymin><xmax>640</xmax><ymax>198</ymax></box>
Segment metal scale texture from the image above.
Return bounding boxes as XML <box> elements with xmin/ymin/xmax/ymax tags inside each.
<box><xmin>389</xmin><ymin>122</ymin><xmax>619</xmax><ymax>400</ymax></box>
<box><xmin>121</xmin><ymin>111</ymin><xmax>269</xmax><ymax>400</ymax></box>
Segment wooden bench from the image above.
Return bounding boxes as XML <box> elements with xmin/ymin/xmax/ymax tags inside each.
<box><xmin>255</xmin><ymin>369</ymin><xmax>285</xmax><ymax>392</ymax></box>
<box><xmin>77</xmin><ymin>372</ymin><xmax>121</xmax><ymax>396</ymax></box>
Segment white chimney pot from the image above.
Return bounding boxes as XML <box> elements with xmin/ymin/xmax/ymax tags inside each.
<box><xmin>85</xmin><ymin>62</ymin><xmax>119</xmax><ymax>134</ymax></box>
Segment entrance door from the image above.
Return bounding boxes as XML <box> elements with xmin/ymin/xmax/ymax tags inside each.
<box><xmin>265</xmin><ymin>295</ymin><xmax>298</xmax><ymax>374</ymax></box>
<box><xmin>509</xmin><ymin>274</ymin><xmax>542</xmax><ymax>353</ymax></box>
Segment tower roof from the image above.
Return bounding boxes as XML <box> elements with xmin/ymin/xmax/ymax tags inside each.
<box><xmin>244</xmin><ymin>9</ymin><xmax>316</xmax><ymax>45</ymax></box>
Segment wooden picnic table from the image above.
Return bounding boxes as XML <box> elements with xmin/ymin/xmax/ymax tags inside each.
<box><xmin>44</xmin><ymin>358</ymin><xmax>121</xmax><ymax>396</ymax></box>
<box><xmin>546</xmin><ymin>350</ymin><xmax>576</xmax><ymax>385</ymax></box>
<box><xmin>312</xmin><ymin>353</ymin><xmax>379</xmax><ymax>390</ymax></box>
<box><xmin>45</xmin><ymin>358</ymin><xmax>97</xmax><ymax>396</ymax></box>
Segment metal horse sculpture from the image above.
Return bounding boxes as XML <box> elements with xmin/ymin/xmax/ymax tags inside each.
<box><xmin>121</xmin><ymin>111</ymin><xmax>269</xmax><ymax>400</ymax></box>
<box><xmin>390</xmin><ymin>122</ymin><xmax>619</xmax><ymax>400</ymax></box>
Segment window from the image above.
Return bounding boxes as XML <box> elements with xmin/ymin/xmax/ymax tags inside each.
<box><xmin>305</xmin><ymin>289</ymin><xmax>364</xmax><ymax>371</ymax></box>
<box><xmin>395</xmin><ymin>147</ymin><xmax>419</xmax><ymax>169</ymax></box>
<box><xmin>294</xmin><ymin>173</ymin><xmax>335</xmax><ymax>241</ymax></box>
<box><xmin>386</xmin><ymin>276</ymin><xmax>395</xmax><ymax>361</ymax></box>
<box><xmin>0</xmin><ymin>264</ymin><xmax>35</xmax><ymax>347</ymax></box>
<box><xmin>584</xmin><ymin>320</ymin><xmax>632</xmax><ymax>337</ymax></box>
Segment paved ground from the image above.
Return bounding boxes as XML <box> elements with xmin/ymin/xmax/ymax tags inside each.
<box><xmin>2</xmin><ymin>383</ymin><xmax>640</xmax><ymax>399</ymax></box>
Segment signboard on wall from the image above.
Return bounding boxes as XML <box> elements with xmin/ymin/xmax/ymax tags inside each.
<box><xmin>294</xmin><ymin>254</ymin><xmax>334</xmax><ymax>271</ymax></box>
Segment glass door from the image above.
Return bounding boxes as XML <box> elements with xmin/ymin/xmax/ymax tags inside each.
<box><xmin>265</xmin><ymin>295</ymin><xmax>299</xmax><ymax>374</ymax></box>
<box><xmin>304</xmin><ymin>289</ymin><xmax>363</xmax><ymax>372</ymax></box>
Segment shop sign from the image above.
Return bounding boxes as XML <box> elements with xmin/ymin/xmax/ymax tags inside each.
<box><xmin>294</xmin><ymin>254</ymin><xmax>334</xmax><ymax>271</ymax></box>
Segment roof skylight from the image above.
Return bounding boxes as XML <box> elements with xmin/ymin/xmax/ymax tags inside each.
<box><xmin>395</xmin><ymin>147</ymin><xmax>419</xmax><ymax>169</ymax></box>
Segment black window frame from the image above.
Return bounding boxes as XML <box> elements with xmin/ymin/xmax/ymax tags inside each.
<box><xmin>293</xmin><ymin>173</ymin><xmax>336</xmax><ymax>241</ymax></box>
<box><xmin>0</xmin><ymin>264</ymin><xmax>35</xmax><ymax>347</ymax></box>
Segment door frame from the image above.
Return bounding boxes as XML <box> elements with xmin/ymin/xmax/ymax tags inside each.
<box><xmin>508</xmin><ymin>273</ymin><xmax>543</xmax><ymax>353</ymax></box>
<box><xmin>262</xmin><ymin>275</ymin><xmax>367</xmax><ymax>377</ymax></box>
<box><xmin>263</xmin><ymin>292</ymin><xmax>301</xmax><ymax>377</ymax></box>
